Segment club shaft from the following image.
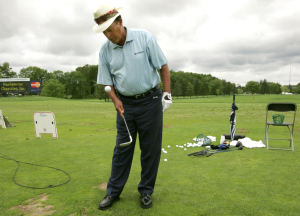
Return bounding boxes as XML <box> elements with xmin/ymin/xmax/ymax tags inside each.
<box><xmin>119</xmin><ymin>115</ymin><xmax>133</xmax><ymax>147</ymax></box>
<box><xmin>215</xmin><ymin>149</ymin><xmax>241</xmax><ymax>153</ymax></box>
<box><xmin>123</xmin><ymin>116</ymin><xmax>130</xmax><ymax>135</ymax></box>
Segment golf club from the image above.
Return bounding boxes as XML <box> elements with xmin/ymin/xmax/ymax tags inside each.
<box><xmin>188</xmin><ymin>149</ymin><xmax>208</xmax><ymax>156</ymax></box>
<box><xmin>119</xmin><ymin>115</ymin><xmax>132</xmax><ymax>147</ymax></box>
<box><xmin>206</xmin><ymin>146</ymin><xmax>243</xmax><ymax>157</ymax></box>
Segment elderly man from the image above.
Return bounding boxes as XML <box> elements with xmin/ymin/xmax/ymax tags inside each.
<box><xmin>93</xmin><ymin>3</ymin><xmax>172</xmax><ymax>210</ymax></box>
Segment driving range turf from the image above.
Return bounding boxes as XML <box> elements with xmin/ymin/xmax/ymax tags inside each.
<box><xmin>0</xmin><ymin>94</ymin><xmax>299</xmax><ymax>216</ymax></box>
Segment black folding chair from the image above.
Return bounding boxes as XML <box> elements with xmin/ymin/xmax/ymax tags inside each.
<box><xmin>264</xmin><ymin>102</ymin><xmax>297</xmax><ymax>151</ymax></box>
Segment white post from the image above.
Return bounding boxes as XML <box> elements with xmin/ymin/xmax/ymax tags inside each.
<box><xmin>0</xmin><ymin>110</ymin><xmax>6</xmax><ymax>129</ymax></box>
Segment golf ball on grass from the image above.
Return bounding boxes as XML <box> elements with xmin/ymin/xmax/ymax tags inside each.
<box><xmin>105</xmin><ymin>86</ymin><xmax>111</xmax><ymax>92</ymax></box>
<box><xmin>164</xmin><ymin>159</ymin><xmax>167</xmax><ymax>162</ymax></box>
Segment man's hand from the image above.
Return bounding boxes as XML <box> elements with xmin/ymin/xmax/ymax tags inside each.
<box><xmin>159</xmin><ymin>64</ymin><xmax>171</xmax><ymax>113</ymax></box>
<box><xmin>162</xmin><ymin>92</ymin><xmax>172</xmax><ymax>112</ymax></box>
<box><xmin>103</xmin><ymin>85</ymin><xmax>124</xmax><ymax>117</ymax></box>
<box><xmin>114</xmin><ymin>98</ymin><xmax>124</xmax><ymax>117</ymax></box>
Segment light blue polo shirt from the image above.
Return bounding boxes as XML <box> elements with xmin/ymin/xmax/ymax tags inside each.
<box><xmin>97</xmin><ymin>28</ymin><xmax>168</xmax><ymax>96</ymax></box>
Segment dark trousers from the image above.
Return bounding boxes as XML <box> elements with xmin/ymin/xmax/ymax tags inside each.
<box><xmin>106</xmin><ymin>89</ymin><xmax>163</xmax><ymax>197</ymax></box>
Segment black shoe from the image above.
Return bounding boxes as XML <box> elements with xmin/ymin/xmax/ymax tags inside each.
<box><xmin>98</xmin><ymin>195</ymin><xmax>120</xmax><ymax>210</ymax></box>
<box><xmin>140</xmin><ymin>193</ymin><xmax>153</xmax><ymax>209</ymax></box>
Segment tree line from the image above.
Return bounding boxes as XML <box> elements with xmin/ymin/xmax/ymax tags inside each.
<box><xmin>245</xmin><ymin>79</ymin><xmax>300</xmax><ymax>94</ymax></box>
<box><xmin>1</xmin><ymin>62</ymin><xmax>299</xmax><ymax>99</ymax></box>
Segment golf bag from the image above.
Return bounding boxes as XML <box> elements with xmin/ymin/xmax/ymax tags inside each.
<box><xmin>4</xmin><ymin>116</ymin><xmax>16</xmax><ymax>127</ymax></box>
<box><xmin>211</xmin><ymin>139</ymin><xmax>230</xmax><ymax>150</ymax></box>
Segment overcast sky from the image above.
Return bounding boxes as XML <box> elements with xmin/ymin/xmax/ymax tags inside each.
<box><xmin>1</xmin><ymin>0</ymin><xmax>299</xmax><ymax>86</ymax></box>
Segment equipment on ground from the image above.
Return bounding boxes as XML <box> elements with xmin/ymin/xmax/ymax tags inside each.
<box><xmin>0</xmin><ymin>111</ymin><xmax>16</xmax><ymax>128</ymax></box>
<box><xmin>236</xmin><ymin>141</ymin><xmax>243</xmax><ymax>147</ymax></box>
<box><xmin>223</xmin><ymin>139</ymin><xmax>230</xmax><ymax>145</ymax></box>
<box><xmin>188</xmin><ymin>142</ymin><xmax>243</xmax><ymax>158</ymax></box>
<box><xmin>196</xmin><ymin>134</ymin><xmax>212</xmax><ymax>146</ymax></box>
<box><xmin>210</xmin><ymin>139</ymin><xmax>231</xmax><ymax>150</ymax></box>
<box><xmin>4</xmin><ymin>116</ymin><xmax>15</xmax><ymax>127</ymax></box>
<box><xmin>206</xmin><ymin>146</ymin><xmax>243</xmax><ymax>157</ymax></box>
<box><xmin>188</xmin><ymin>149</ymin><xmax>208</xmax><ymax>156</ymax></box>
<box><xmin>223</xmin><ymin>134</ymin><xmax>245</xmax><ymax>140</ymax></box>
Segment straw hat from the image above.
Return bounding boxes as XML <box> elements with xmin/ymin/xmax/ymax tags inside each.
<box><xmin>93</xmin><ymin>3</ymin><xmax>123</xmax><ymax>33</ymax></box>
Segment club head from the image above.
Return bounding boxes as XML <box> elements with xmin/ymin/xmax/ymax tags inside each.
<box><xmin>119</xmin><ymin>135</ymin><xmax>132</xmax><ymax>147</ymax></box>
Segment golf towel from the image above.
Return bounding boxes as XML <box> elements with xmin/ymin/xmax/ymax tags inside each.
<box><xmin>230</xmin><ymin>137</ymin><xmax>266</xmax><ymax>148</ymax></box>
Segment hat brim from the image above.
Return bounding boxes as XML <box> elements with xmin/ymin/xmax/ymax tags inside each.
<box><xmin>93</xmin><ymin>7</ymin><xmax>123</xmax><ymax>33</ymax></box>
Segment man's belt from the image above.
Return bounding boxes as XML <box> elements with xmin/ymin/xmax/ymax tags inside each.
<box><xmin>120</xmin><ymin>84</ymin><xmax>160</xmax><ymax>99</ymax></box>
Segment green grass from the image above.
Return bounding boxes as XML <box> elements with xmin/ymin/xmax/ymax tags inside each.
<box><xmin>0</xmin><ymin>94</ymin><xmax>299</xmax><ymax>216</ymax></box>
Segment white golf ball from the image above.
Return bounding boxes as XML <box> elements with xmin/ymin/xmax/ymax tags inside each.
<box><xmin>164</xmin><ymin>159</ymin><xmax>167</xmax><ymax>162</ymax></box>
<box><xmin>105</xmin><ymin>86</ymin><xmax>111</xmax><ymax>92</ymax></box>
<box><xmin>184</xmin><ymin>148</ymin><xmax>187</xmax><ymax>151</ymax></box>
<box><xmin>168</xmin><ymin>145</ymin><xmax>170</xmax><ymax>148</ymax></box>
<box><xmin>176</xmin><ymin>145</ymin><xmax>178</xmax><ymax>147</ymax></box>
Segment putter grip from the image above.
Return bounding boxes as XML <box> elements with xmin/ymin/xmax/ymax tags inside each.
<box><xmin>233</xmin><ymin>94</ymin><xmax>235</xmax><ymax>103</ymax></box>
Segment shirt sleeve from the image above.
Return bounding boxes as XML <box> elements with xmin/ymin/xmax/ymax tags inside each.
<box><xmin>147</xmin><ymin>35</ymin><xmax>168</xmax><ymax>70</ymax></box>
<box><xmin>97</xmin><ymin>47</ymin><xmax>113</xmax><ymax>85</ymax></box>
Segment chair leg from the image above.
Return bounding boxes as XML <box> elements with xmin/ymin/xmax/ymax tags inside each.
<box><xmin>266</xmin><ymin>125</ymin><xmax>269</xmax><ymax>150</ymax></box>
<box><xmin>288</xmin><ymin>126</ymin><xmax>294</xmax><ymax>151</ymax></box>
<box><xmin>264</xmin><ymin>126</ymin><xmax>266</xmax><ymax>148</ymax></box>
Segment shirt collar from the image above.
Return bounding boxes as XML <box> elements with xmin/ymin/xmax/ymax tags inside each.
<box><xmin>112</xmin><ymin>27</ymin><xmax>134</xmax><ymax>49</ymax></box>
